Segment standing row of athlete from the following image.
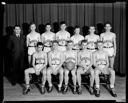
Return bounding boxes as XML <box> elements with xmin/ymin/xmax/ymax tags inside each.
<box><xmin>23</xmin><ymin>21</ymin><xmax>117</xmax><ymax>97</ymax></box>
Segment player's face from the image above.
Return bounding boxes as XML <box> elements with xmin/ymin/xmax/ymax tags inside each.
<box><xmin>60</xmin><ymin>24</ymin><xmax>66</xmax><ymax>30</ymax></box>
<box><xmin>37</xmin><ymin>45</ymin><xmax>43</xmax><ymax>52</ymax></box>
<box><xmin>30</xmin><ymin>24</ymin><xmax>36</xmax><ymax>31</ymax></box>
<box><xmin>14</xmin><ymin>26</ymin><xmax>21</xmax><ymax>34</ymax></box>
<box><xmin>89</xmin><ymin>26</ymin><xmax>95</xmax><ymax>33</ymax></box>
<box><xmin>75</xmin><ymin>28</ymin><xmax>80</xmax><ymax>34</ymax></box>
<box><xmin>67</xmin><ymin>42</ymin><xmax>73</xmax><ymax>49</ymax></box>
<box><xmin>105</xmin><ymin>24</ymin><xmax>112</xmax><ymax>31</ymax></box>
<box><xmin>53</xmin><ymin>42</ymin><xmax>58</xmax><ymax>50</ymax></box>
<box><xmin>98</xmin><ymin>42</ymin><xmax>103</xmax><ymax>50</ymax></box>
<box><xmin>46</xmin><ymin>25</ymin><xmax>51</xmax><ymax>31</ymax></box>
<box><xmin>82</xmin><ymin>42</ymin><xmax>87</xmax><ymax>49</ymax></box>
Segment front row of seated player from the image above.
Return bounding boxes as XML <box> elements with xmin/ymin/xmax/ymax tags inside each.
<box><xmin>23</xmin><ymin>40</ymin><xmax>117</xmax><ymax>97</ymax></box>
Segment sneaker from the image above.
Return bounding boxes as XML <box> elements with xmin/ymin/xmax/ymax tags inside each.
<box><xmin>58</xmin><ymin>86</ymin><xmax>62</xmax><ymax>93</ymax></box>
<box><xmin>23</xmin><ymin>87</ymin><xmax>30</xmax><ymax>95</ymax></box>
<box><xmin>77</xmin><ymin>86</ymin><xmax>82</xmax><ymax>94</ymax></box>
<box><xmin>40</xmin><ymin>86</ymin><xmax>45</xmax><ymax>94</ymax></box>
<box><xmin>89</xmin><ymin>86</ymin><xmax>94</xmax><ymax>95</ymax></box>
<box><xmin>110</xmin><ymin>88</ymin><xmax>117</xmax><ymax>97</ymax></box>
<box><xmin>48</xmin><ymin>86</ymin><xmax>53</xmax><ymax>93</ymax></box>
<box><xmin>73</xmin><ymin>85</ymin><xmax>77</xmax><ymax>94</ymax></box>
<box><xmin>95</xmin><ymin>88</ymin><xmax>100</xmax><ymax>97</ymax></box>
<box><xmin>63</xmin><ymin>85</ymin><xmax>68</xmax><ymax>94</ymax></box>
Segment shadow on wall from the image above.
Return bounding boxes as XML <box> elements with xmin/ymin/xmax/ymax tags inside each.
<box><xmin>22</xmin><ymin>23</ymin><xmax>30</xmax><ymax>36</ymax></box>
<box><xmin>53</xmin><ymin>22</ymin><xmax>60</xmax><ymax>33</ymax></box>
<box><xmin>82</xmin><ymin>25</ymin><xmax>89</xmax><ymax>37</ymax></box>
<box><xmin>38</xmin><ymin>24</ymin><xmax>45</xmax><ymax>34</ymax></box>
<box><xmin>96</xmin><ymin>23</ymin><xmax>104</xmax><ymax>36</ymax></box>
<box><xmin>67</xmin><ymin>26</ymin><xmax>74</xmax><ymax>37</ymax></box>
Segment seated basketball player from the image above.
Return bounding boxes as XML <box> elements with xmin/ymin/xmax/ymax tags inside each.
<box><xmin>93</xmin><ymin>41</ymin><xmax>117</xmax><ymax>97</ymax></box>
<box><xmin>77</xmin><ymin>40</ymin><xmax>94</xmax><ymax>95</ymax></box>
<box><xmin>47</xmin><ymin>40</ymin><xmax>64</xmax><ymax>93</ymax></box>
<box><xmin>23</xmin><ymin>42</ymin><xmax>47</xmax><ymax>95</ymax></box>
<box><xmin>63</xmin><ymin>40</ymin><xmax>77</xmax><ymax>94</ymax></box>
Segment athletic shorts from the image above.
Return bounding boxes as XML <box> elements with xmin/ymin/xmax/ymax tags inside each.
<box><xmin>28</xmin><ymin>47</ymin><xmax>36</xmax><ymax>55</ymax></box>
<box><xmin>96</xmin><ymin>67</ymin><xmax>111</xmax><ymax>74</ymax></box>
<box><xmin>103</xmin><ymin>47</ymin><xmax>114</xmax><ymax>57</ymax></box>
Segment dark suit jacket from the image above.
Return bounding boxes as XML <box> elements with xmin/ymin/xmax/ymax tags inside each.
<box><xmin>7</xmin><ymin>34</ymin><xmax>26</xmax><ymax>71</ymax></box>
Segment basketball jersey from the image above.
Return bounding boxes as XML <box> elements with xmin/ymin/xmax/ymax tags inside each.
<box><xmin>95</xmin><ymin>51</ymin><xmax>107</xmax><ymax>69</ymax></box>
<box><xmin>79</xmin><ymin>50</ymin><xmax>92</xmax><ymax>66</ymax></box>
<box><xmin>50</xmin><ymin>51</ymin><xmax>62</xmax><ymax>66</ymax></box>
<box><xmin>41</xmin><ymin>32</ymin><xmax>55</xmax><ymax>46</ymax></box>
<box><xmin>71</xmin><ymin>34</ymin><xmax>84</xmax><ymax>50</ymax></box>
<box><xmin>56</xmin><ymin>31</ymin><xmax>70</xmax><ymax>46</ymax></box>
<box><xmin>34</xmin><ymin>51</ymin><xmax>46</xmax><ymax>65</ymax></box>
<box><xmin>85</xmin><ymin>34</ymin><xmax>99</xmax><ymax>49</ymax></box>
<box><xmin>100</xmin><ymin>33</ymin><xmax>115</xmax><ymax>48</ymax></box>
<box><xmin>27</xmin><ymin>32</ymin><xmax>40</xmax><ymax>47</ymax></box>
<box><xmin>64</xmin><ymin>50</ymin><xmax>77</xmax><ymax>63</ymax></box>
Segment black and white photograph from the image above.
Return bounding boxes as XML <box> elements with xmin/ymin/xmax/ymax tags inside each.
<box><xmin>1</xmin><ymin>0</ymin><xmax>126</xmax><ymax>102</ymax></box>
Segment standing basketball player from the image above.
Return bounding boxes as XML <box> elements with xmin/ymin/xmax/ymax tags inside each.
<box><xmin>26</xmin><ymin>22</ymin><xmax>40</xmax><ymax>66</ymax></box>
<box><xmin>23</xmin><ymin>42</ymin><xmax>47</xmax><ymax>95</ymax></box>
<box><xmin>71</xmin><ymin>26</ymin><xmax>84</xmax><ymax>52</ymax></box>
<box><xmin>63</xmin><ymin>40</ymin><xmax>77</xmax><ymax>94</ymax></box>
<box><xmin>85</xmin><ymin>26</ymin><xmax>99</xmax><ymax>52</ymax></box>
<box><xmin>100</xmin><ymin>22</ymin><xmax>116</xmax><ymax>71</ymax></box>
<box><xmin>41</xmin><ymin>23</ymin><xmax>55</xmax><ymax>53</ymax></box>
<box><xmin>47</xmin><ymin>40</ymin><xmax>64</xmax><ymax>93</ymax></box>
<box><xmin>93</xmin><ymin>41</ymin><xmax>117</xmax><ymax>97</ymax></box>
<box><xmin>77</xmin><ymin>40</ymin><xmax>94</xmax><ymax>95</ymax></box>
<box><xmin>56</xmin><ymin>21</ymin><xmax>70</xmax><ymax>52</ymax></box>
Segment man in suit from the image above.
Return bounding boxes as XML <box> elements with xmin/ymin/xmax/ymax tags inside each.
<box><xmin>7</xmin><ymin>25</ymin><xmax>26</xmax><ymax>85</ymax></box>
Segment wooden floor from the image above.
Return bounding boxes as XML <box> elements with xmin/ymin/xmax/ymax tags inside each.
<box><xmin>3</xmin><ymin>75</ymin><xmax>126</xmax><ymax>102</ymax></box>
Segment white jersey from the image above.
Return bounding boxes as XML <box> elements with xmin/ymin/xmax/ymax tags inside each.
<box><xmin>27</xmin><ymin>32</ymin><xmax>40</xmax><ymax>47</ymax></box>
<box><xmin>85</xmin><ymin>34</ymin><xmax>99</xmax><ymax>49</ymax></box>
<box><xmin>41</xmin><ymin>32</ymin><xmax>55</xmax><ymax>42</ymax></box>
<box><xmin>71</xmin><ymin>34</ymin><xmax>84</xmax><ymax>50</ymax></box>
<box><xmin>100</xmin><ymin>32</ymin><xmax>115</xmax><ymax>57</ymax></box>
<box><xmin>100</xmin><ymin>32</ymin><xmax>115</xmax><ymax>48</ymax></box>
<box><xmin>78</xmin><ymin>50</ymin><xmax>92</xmax><ymax>67</ymax></box>
<box><xmin>94</xmin><ymin>51</ymin><xmax>108</xmax><ymax>69</ymax></box>
<box><xmin>64</xmin><ymin>50</ymin><xmax>77</xmax><ymax>64</ymax></box>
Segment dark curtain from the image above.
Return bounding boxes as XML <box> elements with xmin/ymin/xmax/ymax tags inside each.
<box><xmin>3</xmin><ymin>2</ymin><xmax>126</xmax><ymax>75</ymax></box>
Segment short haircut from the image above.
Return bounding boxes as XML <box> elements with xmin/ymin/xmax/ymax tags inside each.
<box><xmin>45</xmin><ymin>23</ymin><xmax>51</xmax><ymax>27</ymax></box>
<box><xmin>36</xmin><ymin>42</ymin><xmax>43</xmax><ymax>47</ymax></box>
<box><xmin>30</xmin><ymin>22</ymin><xmax>36</xmax><ymax>26</ymax></box>
<box><xmin>52</xmin><ymin>40</ymin><xmax>58</xmax><ymax>45</ymax></box>
<box><xmin>97</xmin><ymin>40</ymin><xmax>103</xmax><ymax>44</ymax></box>
<box><xmin>104</xmin><ymin>21</ymin><xmax>112</xmax><ymax>27</ymax></box>
<box><xmin>81</xmin><ymin>40</ymin><xmax>87</xmax><ymax>44</ymax></box>
<box><xmin>67</xmin><ymin>40</ymin><xmax>73</xmax><ymax>44</ymax></box>
<box><xmin>14</xmin><ymin>25</ymin><xmax>21</xmax><ymax>28</ymax></box>
<box><xmin>74</xmin><ymin>25</ymin><xmax>80</xmax><ymax>29</ymax></box>
<box><xmin>60</xmin><ymin>21</ymin><xmax>66</xmax><ymax>26</ymax></box>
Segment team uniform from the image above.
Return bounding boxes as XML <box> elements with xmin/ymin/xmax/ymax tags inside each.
<box><xmin>24</xmin><ymin>51</ymin><xmax>47</xmax><ymax>94</ymax></box>
<box><xmin>41</xmin><ymin>32</ymin><xmax>55</xmax><ymax>53</ymax></box>
<box><xmin>27</xmin><ymin>32</ymin><xmax>40</xmax><ymax>55</ymax></box>
<box><xmin>56</xmin><ymin>31</ymin><xmax>70</xmax><ymax>52</ymax></box>
<box><xmin>77</xmin><ymin>49</ymin><xmax>94</xmax><ymax>94</ymax></box>
<box><xmin>63</xmin><ymin>49</ymin><xmax>77</xmax><ymax>94</ymax></box>
<box><xmin>100</xmin><ymin>33</ymin><xmax>115</xmax><ymax>57</ymax></box>
<box><xmin>85</xmin><ymin>34</ymin><xmax>99</xmax><ymax>52</ymax></box>
<box><xmin>47</xmin><ymin>50</ymin><xmax>64</xmax><ymax>92</ymax></box>
<box><xmin>71</xmin><ymin>34</ymin><xmax>84</xmax><ymax>52</ymax></box>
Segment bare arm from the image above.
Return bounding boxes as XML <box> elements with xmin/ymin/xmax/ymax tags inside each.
<box><xmin>26</xmin><ymin>35</ymin><xmax>29</xmax><ymax>47</ymax></box>
<box><xmin>113</xmin><ymin>33</ymin><xmax>116</xmax><ymax>56</ymax></box>
<box><xmin>32</xmin><ymin>53</ymin><xmax>36</xmax><ymax>69</ymax></box>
